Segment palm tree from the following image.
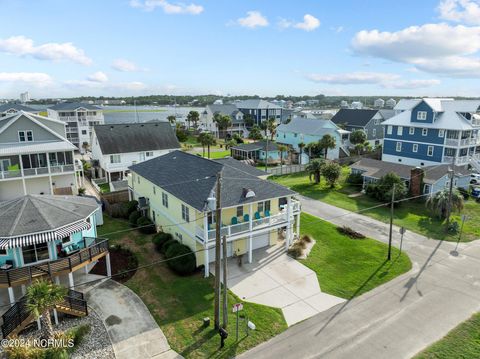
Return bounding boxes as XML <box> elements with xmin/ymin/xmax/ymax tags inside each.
<box><xmin>319</xmin><ymin>134</ymin><xmax>336</xmax><ymax>159</ymax></box>
<box><xmin>214</xmin><ymin>113</ymin><xmax>232</xmax><ymax>139</ymax></box>
<box><xmin>167</xmin><ymin>115</ymin><xmax>176</xmax><ymax>125</ymax></box>
<box><xmin>198</xmin><ymin>132</ymin><xmax>209</xmax><ymax>157</ymax></box>
<box><xmin>225</xmin><ymin>139</ymin><xmax>237</xmax><ymax>150</ymax></box>
<box><xmin>203</xmin><ymin>133</ymin><xmax>216</xmax><ymax>158</ymax></box>
<box><xmin>426</xmin><ymin>188</ymin><xmax>464</xmax><ymax>220</ymax></box>
<box><xmin>267</xmin><ymin>118</ymin><xmax>277</xmax><ymax>141</ymax></box>
<box><xmin>277</xmin><ymin>144</ymin><xmax>288</xmax><ymax>174</ymax></box>
<box><xmin>298</xmin><ymin>142</ymin><xmax>305</xmax><ymax>165</ymax></box>
<box><xmin>27</xmin><ymin>280</ymin><xmax>67</xmax><ymax>340</ymax></box>
<box><xmin>187</xmin><ymin>111</ymin><xmax>200</xmax><ymax>133</ymax></box>
<box><xmin>306</xmin><ymin>158</ymin><xmax>325</xmax><ymax>184</ymax></box>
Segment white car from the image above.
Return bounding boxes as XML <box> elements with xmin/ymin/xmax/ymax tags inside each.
<box><xmin>470</xmin><ymin>173</ymin><xmax>480</xmax><ymax>184</ymax></box>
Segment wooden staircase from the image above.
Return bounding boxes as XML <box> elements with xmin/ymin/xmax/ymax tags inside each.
<box><xmin>1</xmin><ymin>289</ymin><xmax>88</xmax><ymax>338</ymax></box>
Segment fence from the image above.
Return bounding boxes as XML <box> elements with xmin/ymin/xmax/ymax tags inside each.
<box><xmin>102</xmin><ymin>190</ymin><xmax>130</xmax><ymax>216</ymax></box>
<box><xmin>267</xmin><ymin>164</ymin><xmax>306</xmax><ymax>176</ymax></box>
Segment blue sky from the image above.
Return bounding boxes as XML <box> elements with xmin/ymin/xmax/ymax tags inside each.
<box><xmin>1</xmin><ymin>0</ymin><xmax>480</xmax><ymax>98</ymax></box>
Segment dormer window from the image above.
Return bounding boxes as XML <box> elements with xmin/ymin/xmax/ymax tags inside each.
<box><xmin>243</xmin><ymin>188</ymin><xmax>256</xmax><ymax>198</ymax></box>
<box><xmin>417</xmin><ymin>111</ymin><xmax>427</xmax><ymax>120</ymax></box>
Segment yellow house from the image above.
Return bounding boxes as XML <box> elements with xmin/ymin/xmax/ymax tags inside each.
<box><xmin>127</xmin><ymin>151</ymin><xmax>301</xmax><ymax>277</ymax></box>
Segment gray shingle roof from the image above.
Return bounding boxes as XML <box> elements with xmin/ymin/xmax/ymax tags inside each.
<box><xmin>277</xmin><ymin>118</ymin><xmax>338</xmax><ymax>135</ymax></box>
<box><xmin>94</xmin><ymin>122</ymin><xmax>180</xmax><ymax>155</ymax></box>
<box><xmin>0</xmin><ymin>103</ymin><xmax>37</xmax><ymax>113</ymax></box>
<box><xmin>49</xmin><ymin>102</ymin><xmax>101</xmax><ymax>111</ymax></box>
<box><xmin>0</xmin><ymin>195</ymin><xmax>98</xmax><ymax>237</ymax></box>
<box><xmin>129</xmin><ymin>151</ymin><xmax>295</xmax><ymax>211</ymax></box>
<box><xmin>236</xmin><ymin>99</ymin><xmax>281</xmax><ymax>110</ymax></box>
<box><xmin>214</xmin><ymin>157</ymin><xmax>267</xmax><ymax>177</ymax></box>
<box><xmin>331</xmin><ymin>109</ymin><xmax>378</xmax><ymax>128</ymax></box>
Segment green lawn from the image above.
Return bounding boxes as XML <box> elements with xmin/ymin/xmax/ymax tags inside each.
<box><xmin>203</xmin><ymin>150</ymin><xmax>231</xmax><ymax>159</ymax></box>
<box><xmin>98</xmin><ymin>216</ymin><xmax>287</xmax><ymax>358</ymax></box>
<box><xmin>271</xmin><ymin>170</ymin><xmax>480</xmax><ymax>242</ymax></box>
<box><xmin>98</xmin><ymin>182</ymin><xmax>110</xmax><ymax>193</ymax></box>
<box><xmin>300</xmin><ymin>213</ymin><xmax>412</xmax><ymax>299</ymax></box>
<box><xmin>414</xmin><ymin>312</ymin><xmax>480</xmax><ymax>359</ymax></box>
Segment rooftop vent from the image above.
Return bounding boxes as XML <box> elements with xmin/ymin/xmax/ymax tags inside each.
<box><xmin>242</xmin><ymin>188</ymin><xmax>256</xmax><ymax>198</ymax></box>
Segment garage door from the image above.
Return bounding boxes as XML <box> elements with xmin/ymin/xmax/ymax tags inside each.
<box><xmin>208</xmin><ymin>242</ymin><xmax>233</xmax><ymax>262</ymax></box>
<box><xmin>252</xmin><ymin>232</ymin><xmax>270</xmax><ymax>250</ymax></box>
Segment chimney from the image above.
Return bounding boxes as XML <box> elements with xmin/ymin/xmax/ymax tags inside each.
<box><xmin>410</xmin><ymin>167</ymin><xmax>424</xmax><ymax>197</ymax></box>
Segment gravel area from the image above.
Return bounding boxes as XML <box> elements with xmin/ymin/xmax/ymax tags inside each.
<box><xmin>1</xmin><ymin>309</ymin><xmax>115</xmax><ymax>359</ymax></box>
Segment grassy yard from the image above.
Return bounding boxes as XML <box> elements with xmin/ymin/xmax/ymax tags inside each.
<box><xmin>300</xmin><ymin>213</ymin><xmax>412</xmax><ymax>299</ymax></box>
<box><xmin>271</xmin><ymin>170</ymin><xmax>480</xmax><ymax>242</ymax></box>
<box><xmin>98</xmin><ymin>182</ymin><xmax>110</xmax><ymax>193</ymax></box>
<box><xmin>97</xmin><ymin>216</ymin><xmax>287</xmax><ymax>358</ymax></box>
<box><xmin>414</xmin><ymin>312</ymin><xmax>480</xmax><ymax>359</ymax></box>
<box><xmin>203</xmin><ymin>150</ymin><xmax>231</xmax><ymax>159</ymax></box>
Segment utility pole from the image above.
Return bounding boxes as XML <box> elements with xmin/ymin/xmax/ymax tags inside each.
<box><xmin>445</xmin><ymin>168</ymin><xmax>454</xmax><ymax>231</ymax></box>
<box><xmin>222</xmin><ymin>235</ymin><xmax>228</xmax><ymax>329</ymax></box>
<box><xmin>388</xmin><ymin>184</ymin><xmax>395</xmax><ymax>261</ymax></box>
<box><xmin>214</xmin><ymin>172</ymin><xmax>222</xmax><ymax>329</ymax></box>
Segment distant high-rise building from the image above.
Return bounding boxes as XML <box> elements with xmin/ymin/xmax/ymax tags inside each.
<box><xmin>20</xmin><ymin>91</ymin><xmax>30</xmax><ymax>103</ymax></box>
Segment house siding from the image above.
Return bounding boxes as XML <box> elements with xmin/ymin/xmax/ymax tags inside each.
<box><xmin>383</xmin><ymin>139</ymin><xmax>443</xmax><ymax>163</ymax></box>
<box><xmin>411</xmin><ymin>101</ymin><xmax>435</xmax><ymax>124</ymax></box>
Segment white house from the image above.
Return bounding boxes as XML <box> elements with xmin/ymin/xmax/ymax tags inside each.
<box><xmin>47</xmin><ymin>102</ymin><xmax>104</xmax><ymax>152</ymax></box>
<box><xmin>91</xmin><ymin>122</ymin><xmax>181</xmax><ymax>182</ymax></box>
<box><xmin>200</xmin><ymin>104</ymin><xmax>247</xmax><ymax>138</ymax></box>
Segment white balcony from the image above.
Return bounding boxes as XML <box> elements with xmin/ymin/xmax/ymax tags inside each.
<box><xmin>443</xmin><ymin>156</ymin><xmax>470</xmax><ymax>165</ymax></box>
<box><xmin>0</xmin><ymin>164</ymin><xmax>77</xmax><ymax>181</ymax></box>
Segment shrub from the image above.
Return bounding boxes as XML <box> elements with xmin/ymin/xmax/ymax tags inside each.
<box><xmin>161</xmin><ymin>239</ymin><xmax>179</xmax><ymax>254</ymax></box>
<box><xmin>365</xmin><ymin>173</ymin><xmax>408</xmax><ymax>202</ymax></box>
<box><xmin>337</xmin><ymin>226</ymin><xmax>366</xmax><ymax>239</ymax></box>
<box><xmin>347</xmin><ymin>172</ymin><xmax>363</xmax><ymax>186</ymax></box>
<box><xmin>447</xmin><ymin>220</ymin><xmax>460</xmax><ymax>234</ymax></box>
<box><xmin>287</xmin><ymin>244</ymin><xmax>303</xmax><ymax>259</ymax></box>
<box><xmin>69</xmin><ymin>324</ymin><xmax>91</xmax><ymax>346</ymax></box>
<box><xmin>123</xmin><ymin>200</ymin><xmax>138</xmax><ymax>217</ymax></box>
<box><xmin>129</xmin><ymin>210</ymin><xmax>142</xmax><ymax>227</ymax></box>
<box><xmin>136</xmin><ymin>216</ymin><xmax>156</xmax><ymax>234</ymax></box>
<box><xmin>110</xmin><ymin>203</ymin><xmax>129</xmax><ymax>218</ymax></box>
<box><xmin>152</xmin><ymin>232</ymin><xmax>173</xmax><ymax>252</ymax></box>
<box><xmin>176</xmin><ymin>129</ymin><xmax>188</xmax><ymax>142</ymax></box>
<box><xmin>165</xmin><ymin>243</ymin><xmax>197</xmax><ymax>275</ymax></box>
<box><xmin>301</xmin><ymin>235</ymin><xmax>313</xmax><ymax>243</ymax></box>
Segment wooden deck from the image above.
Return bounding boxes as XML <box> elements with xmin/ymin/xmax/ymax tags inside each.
<box><xmin>0</xmin><ymin>239</ymin><xmax>109</xmax><ymax>288</ymax></box>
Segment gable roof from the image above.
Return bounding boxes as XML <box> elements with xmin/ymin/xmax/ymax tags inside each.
<box><xmin>330</xmin><ymin>109</ymin><xmax>379</xmax><ymax>128</ymax></box>
<box><xmin>0</xmin><ymin>195</ymin><xmax>98</xmax><ymax>238</ymax></box>
<box><xmin>129</xmin><ymin>151</ymin><xmax>295</xmax><ymax>211</ymax></box>
<box><xmin>0</xmin><ymin>111</ymin><xmax>69</xmax><ymax>141</ymax></box>
<box><xmin>277</xmin><ymin>118</ymin><xmax>339</xmax><ymax>135</ymax></box>
<box><xmin>93</xmin><ymin>122</ymin><xmax>180</xmax><ymax>155</ymax></box>
<box><xmin>231</xmin><ymin>140</ymin><xmax>282</xmax><ymax>152</ymax></box>
<box><xmin>0</xmin><ymin>103</ymin><xmax>37</xmax><ymax>113</ymax></box>
<box><xmin>214</xmin><ymin>157</ymin><xmax>267</xmax><ymax>177</ymax></box>
<box><xmin>49</xmin><ymin>102</ymin><xmax>101</xmax><ymax>111</ymax></box>
<box><xmin>207</xmin><ymin>104</ymin><xmax>241</xmax><ymax>117</ymax></box>
<box><xmin>235</xmin><ymin>99</ymin><xmax>282</xmax><ymax>110</ymax></box>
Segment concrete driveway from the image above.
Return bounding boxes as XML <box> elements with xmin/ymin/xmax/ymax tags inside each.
<box><xmin>211</xmin><ymin>243</ymin><xmax>345</xmax><ymax>326</ymax></box>
<box><xmin>83</xmin><ymin>279</ymin><xmax>182</xmax><ymax>359</ymax></box>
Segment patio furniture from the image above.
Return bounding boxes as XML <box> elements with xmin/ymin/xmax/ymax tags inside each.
<box><xmin>264</xmin><ymin>210</ymin><xmax>270</xmax><ymax>217</ymax></box>
<box><xmin>231</xmin><ymin>217</ymin><xmax>238</xmax><ymax>225</ymax></box>
<box><xmin>63</xmin><ymin>243</ymin><xmax>80</xmax><ymax>255</ymax></box>
<box><xmin>254</xmin><ymin>212</ymin><xmax>261</xmax><ymax>220</ymax></box>
<box><xmin>0</xmin><ymin>260</ymin><xmax>13</xmax><ymax>270</ymax></box>
<box><xmin>243</xmin><ymin>214</ymin><xmax>249</xmax><ymax>222</ymax></box>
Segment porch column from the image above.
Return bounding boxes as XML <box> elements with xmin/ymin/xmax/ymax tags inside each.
<box><xmin>53</xmin><ymin>309</ymin><xmax>59</xmax><ymax>325</ymax></box>
<box><xmin>248</xmin><ymin>203</ymin><xmax>253</xmax><ymax>263</ymax></box>
<box><xmin>18</xmin><ymin>155</ymin><xmax>27</xmax><ymax>195</ymax></box>
<box><xmin>55</xmin><ymin>276</ymin><xmax>60</xmax><ymax>285</ymax></box>
<box><xmin>68</xmin><ymin>272</ymin><xmax>74</xmax><ymax>289</ymax></box>
<box><xmin>286</xmin><ymin>197</ymin><xmax>292</xmax><ymax>250</ymax></box>
<box><xmin>47</xmin><ymin>153</ymin><xmax>54</xmax><ymax>195</ymax></box>
<box><xmin>203</xmin><ymin>215</ymin><xmax>209</xmax><ymax>277</ymax></box>
<box><xmin>106</xmin><ymin>253</ymin><xmax>112</xmax><ymax>277</ymax></box>
<box><xmin>21</xmin><ymin>285</ymin><xmax>26</xmax><ymax>296</ymax></box>
<box><xmin>296</xmin><ymin>213</ymin><xmax>300</xmax><ymax>237</ymax></box>
<box><xmin>7</xmin><ymin>287</ymin><xmax>15</xmax><ymax>306</ymax></box>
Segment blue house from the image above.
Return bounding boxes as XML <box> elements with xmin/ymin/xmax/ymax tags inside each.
<box><xmin>276</xmin><ymin>117</ymin><xmax>350</xmax><ymax>162</ymax></box>
<box><xmin>235</xmin><ymin>100</ymin><xmax>283</xmax><ymax>126</ymax></box>
<box><xmin>230</xmin><ymin>141</ymin><xmax>289</xmax><ymax>164</ymax></box>
<box><xmin>0</xmin><ymin>195</ymin><xmax>109</xmax><ymax>306</ymax></box>
<box><xmin>382</xmin><ymin>98</ymin><xmax>480</xmax><ymax>168</ymax></box>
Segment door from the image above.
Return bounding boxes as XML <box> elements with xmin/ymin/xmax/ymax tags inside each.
<box><xmin>22</xmin><ymin>242</ymin><xmax>50</xmax><ymax>264</ymax></box>
<box><xmin>252</xmin><ymin>232</ymin><xmax>270</xmax><ymax>250</ymax></box>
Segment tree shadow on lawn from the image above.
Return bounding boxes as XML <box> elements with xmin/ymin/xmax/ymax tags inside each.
<box><xmin>315</xmin><ymin>255</ymin><xmax>401</xmax><ymax>337</ymax></box>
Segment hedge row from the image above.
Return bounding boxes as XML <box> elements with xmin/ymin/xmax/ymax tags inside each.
<box><xmin>151</xmin><ymin>233</ymin><xmax>196</xmax><ymax>275</ymax></box>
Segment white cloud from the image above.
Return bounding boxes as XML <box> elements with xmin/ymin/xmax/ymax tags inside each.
<box><xmin>111</xmin><ymin>58</ymin><xmax>140</xmax><ymax>72</ymax></box>
<box><xmin>129</xmin><ymin>0</ymin><xmax>203</xmax><ymax>14</ymax></box>
<box><xmin>306</xmin><ymin>71</ymin><xmax>440</xmax><ymax>89</ymax></box>
<box><xmin>279</xmin><ymin>14</ymin><xmax>320</xmax><ymax>31</ymax></box>
<box><xmin>0</xmin><ymin>72</ymin><xmax>52</xmax><ymax>84</ymax></box>
<box><xmin>294</xmin><ymin>14</ymin><xmax>320</xmax><ymax>31</ymax></box>
<box><xmin>438</xmin><ymin>0</ymin><xmax>480</xmax><ymax>24</ymax></box>
<box><xmin>87</xmin><ymin>71</ymin><xmax>108</xmax><ymax>83</ymax></box>
<box><xmin>237</xmin><ymin>11</ymin><xmax>269</xmax><ymax>29</ymax></box>
<box><xmin>351</xmin><ymin>23</ymin><xmax>480</xmax><ymax>76</ymax></box>
<box><xmin>0</xmin><ymin>36</ymin><xmax>92</xmax><ymax>65</ymax></box>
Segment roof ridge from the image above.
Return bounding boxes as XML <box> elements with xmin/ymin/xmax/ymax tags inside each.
<box><xmin>32</xmin><ymin>196</ymin><xmax>93</xmax><ymax>225</ymax></box>
<box><xmin>8</xmin><ymin>197</ymin><xmax>29</xmax><ymax>236</ymax></box>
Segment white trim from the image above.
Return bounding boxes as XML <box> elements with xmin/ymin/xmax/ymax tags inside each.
<box><xmin>409</xmin><ymin>127</ymin><xmax>415</xmax><ymax>135</ymax></box>
<box><xmin>422</xmin><ymin>128</ymin><xmax>428</xmax><ymax>136</ymax></box>
<box><xmin>427</xmin><ymin>146</ymin><xmax>434</xmax><ymax>157</ymax></box>
<box><xmin>417</xmin><ymin>111</ymin><xmax>427</xmax><ymax>120</ymax></box>
<box><xmin>412</xmin><ymin>144</ymin><xmax>418</xmax><ymax>153</ymax></box>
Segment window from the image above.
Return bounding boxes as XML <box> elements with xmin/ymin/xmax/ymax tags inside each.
<box><xmin>417</xmin><ymin>111</ymin><xmax>427</xmax><ymax>120</ymax></box>
<box><xmin>257</xmin><ymin>200</ymin><xmax>270</xmax><ymax>213</ymax></box>
<box><xmin>438</xmin><ymin>129</ymin><xmax>445</xmax><ymax>137</ymax></box>
<box><xmin>374</xmin><ymin>119</ymin><xmax>380</xmax><ymax>125</ymax></box>
<box><xmin>137</xmin><ymin>176</ymin><xmax>140</xmax><ymax>184</ymax></box>
<box><xmin>207</xmin><ymin>211</ymin><xmax>216</xmax><ymax>225</ymax></box>
<box><xmin>153</xmin><ymin>186</ymin><xmax>156</xmax><ymax>195</ymax></box>
<box><xmin>422</xmin><ymin>128</ymin><xmax>428</xmax><ymax>136</ymax></box>
<box><xmin>294</xmin><ymin>133</ymin><xmax>297</xmax><ymax>138</ymax></box>
<box><xmin>146</xmin><ymin>151</ymin><xmax>154</xmax><ymax>157</ymax></box>
<box><xmin>396</xmin><ymin>142</ymin><xmax>402</xmax><ymax>152</ymax></box>
<box><xmin>387</xmin><ymin>126</ymin><xmax>393</xmax><ymax>135</ymax></box>
<box><xmin>409</xmin><ymin>127</ymin><xmax>415</xmax><ymax>135</ymax></box>
<box><xmin>412</xmin><ymin>144</ymin><xmax>418</xmax><ymax>153</ymax></box>
<box><xmin>61</xmin><ymin>236</ymin><xmax>71</xmax><ymax>244</ymax></box>
<box><xmin>397</xmin><ymin>126</ymin><xmax>403</xmax><ymax>136</ymax></box>
<box><xmin>264</xmin><ymin>200</ymin><xmax>271</xmax><ymax>212</ymax></box>
<box><xmin>427</xmin><ymin>146</ymin><xmax>434</xmax><ymax>156</ymax></box>
<box><xmin>0</xmin><ymin>158</ymin><xmax>11</xmax><ymax>172</ymax></box>
<box><xmin>110</xmin><ymin>154</ymin><xmax>121</xmax><ymax>163</ymax></box>
<box><xmin>18</xmin><ymin>130</ymin><xmax>33</xmax><ymax>142</ymax></box>
<box><xmin>181</xmin><ymin>204</ymin><xmax>190</xmax><ymax>222</ymax></box>
<box><xmin>257</xmin><ymin>202</ymin><xmax>264</xmax><ymax>213</ymax></box>
<box><xmin>0</xmin><ymin>249</ymin><xmax>6</xmax><ymax>256</ymax></box>
<box><xmin>81</xmin><ymin>130</ymin><xmax>87</xmax><ymax>135</ymax></box>
<box><xmin>236</xmin><ymin>206</ymin><xmax>243</xmax><ymax>218</ymax></box>
<box><xmin>372</xmin><ymin>129</ymin><xmax>377</xmax><ymax>137</ymax></box>
<box><xmin>162</xmin><ymin>192</ymin><xmax>168</xmax><ymax>208</ymax></box>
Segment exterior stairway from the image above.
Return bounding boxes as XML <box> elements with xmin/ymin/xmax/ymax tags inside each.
<box><xmin>469</xmin><ymin>157</ymin><xmax>480</xmax><ymax>172</ymax></box>
<box><xmin>1</xmin><ymin>289</ymin><xmax>88</xmax><ymax>338</ymax></box>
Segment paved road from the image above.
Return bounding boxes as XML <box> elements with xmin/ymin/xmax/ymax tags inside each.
<box><xmin>240</xmin><ymin>197</ymin><xmax>480</xmax><ymax>359</ymax></box>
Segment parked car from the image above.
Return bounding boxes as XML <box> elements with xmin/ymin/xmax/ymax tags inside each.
<box><xmin>470</xmin><ymin>173</ymin><xmax>480</xmax><ymax>184</ymax></box>
<box><xmin>471</xmin><ymin>186</ymin><xmax>480</xmax><ymax>201</ymax></box>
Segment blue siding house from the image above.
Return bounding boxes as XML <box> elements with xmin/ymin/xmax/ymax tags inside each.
<box><xmin>382</xmin><ymin>98</ymin><xmax>480</xmax><ymax>167</ymax></box>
